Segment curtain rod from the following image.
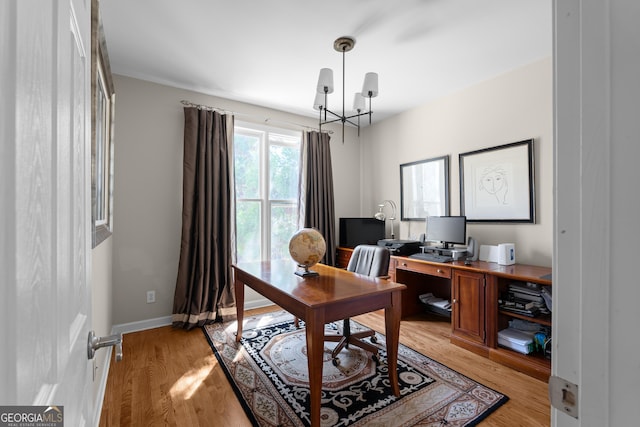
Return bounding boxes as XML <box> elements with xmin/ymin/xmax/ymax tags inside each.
<box><xmin>180</xmin><ymin>100</ymin><xmax>333</xmax><ymax>134</ymax></box>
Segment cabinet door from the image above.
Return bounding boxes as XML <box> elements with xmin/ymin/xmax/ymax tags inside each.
<box><xmin>452</xmin><ymin>270</ymin><xmax>486</xmax><ymax>344</ymax></box>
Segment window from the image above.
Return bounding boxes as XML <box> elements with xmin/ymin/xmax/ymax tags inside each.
<box><xmin>234</xmin><ymin>123</ymin><xmax>301</xmax><ymax>262</ymax></box>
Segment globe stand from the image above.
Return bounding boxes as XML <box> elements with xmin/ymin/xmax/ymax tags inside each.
<box><xmin>295</xmin><ymin>264</ymin><xmax>319</xmax><ymax>277</ymax></box>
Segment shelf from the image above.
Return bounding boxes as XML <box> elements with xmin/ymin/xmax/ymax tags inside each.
<box><xmin>499</xmin><ymin>310</ymin><xmax>552</xmax><ymax>326</ymax></box>
<box><xmin>489</xmin><ymin>346</ymin><xmax>551</xmax><ymax>381</ymax></box>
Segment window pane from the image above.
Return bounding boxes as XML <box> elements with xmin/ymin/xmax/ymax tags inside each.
<box><xmin>270</xmin><ymin>204</ymin><xmax>298</xmax><ymax>260</ymax></box>
<box><xmin>236</xmin><ymin>201</ymin><xmax>261</xmax><ymax>262</ymax></box>
<box><xmin>269</xmin><ymin>143</ymin><xmax>299</xmax><ymax>200</ymax></box>
<box><xmin>234</xmin><ymin>133</ymin><xmax>260</xmax><ymax>199</ymax></box>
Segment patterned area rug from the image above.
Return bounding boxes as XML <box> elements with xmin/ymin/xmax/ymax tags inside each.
<box><xmin>203</xmin><ymin>311</ymin><xmax>508</xmax><ymax>427</ymax></box>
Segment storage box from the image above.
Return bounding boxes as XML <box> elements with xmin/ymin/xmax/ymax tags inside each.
<box><xmin>498</xmin><ymin>328</ymin><xmax>534</xmax><ymax>354</ymax></box>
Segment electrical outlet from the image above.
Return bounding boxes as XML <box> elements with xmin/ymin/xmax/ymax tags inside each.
<box><xmin>146</xmin><ymin>290</ymin><xmax>156</xmax><ymax>304</ymax></box>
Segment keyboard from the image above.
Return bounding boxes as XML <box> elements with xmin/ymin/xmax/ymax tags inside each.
<box><xmin>408</xmin><ymin>252</ymin><xmax>454</xmax><ymax>263</ymax></box>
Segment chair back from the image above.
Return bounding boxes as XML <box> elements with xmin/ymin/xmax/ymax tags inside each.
<box><xmin>346</xmin><ymin>245</ymin><xmax>390</xmax><ymax>277</ymax></box>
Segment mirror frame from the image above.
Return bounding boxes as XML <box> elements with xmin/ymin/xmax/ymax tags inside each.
<box><xmin>91</xmin><ymin>2</ymin><xmax>115</xmax><ymax>247</ymax></box>
<box><xmin>400</xmin><ymin>155</ymin><xmax>450</xmax><ymax>221</ymax></box>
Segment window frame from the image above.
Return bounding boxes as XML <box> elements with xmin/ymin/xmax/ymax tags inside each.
<box><xmin>234</xmin><ymin>122</ymin><xmax>301</xmax><ymax>262</ymax></box>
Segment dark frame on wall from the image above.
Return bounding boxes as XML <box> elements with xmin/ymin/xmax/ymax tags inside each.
<box><xmin>459</xmin><ymin>139</ymin><xmax>535</xmax><ymax>223</ymax></box>
<box><xmin>91</xmin><ymin>2</ymin><xmax>115</xmax><ymax>247</ymax></box>
<box><xmin>400</xmin><ymin>155</ymin><xmax>450</xmax><ymax>221</ymax></box>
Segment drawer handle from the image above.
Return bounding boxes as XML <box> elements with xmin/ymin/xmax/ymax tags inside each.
<box><xmin>402</xmin><ymin>263</ymin><xmax>407</xmax><ymax>267</ymax></box>
<box><xmin>437</xmin><ymin>269</ymin><xmax>443</xmax><ymax>273</ymax></box>
<box><xmin>452</xmin><ymin>299</ymin><xmax>457</xmax><ymax>304</ymax></box>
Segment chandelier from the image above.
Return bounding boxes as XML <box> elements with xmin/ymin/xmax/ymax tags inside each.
<box><xmin>313</xmin><ymin>36</ymin><xmax>379</xmax><ymax>141</ymax></box>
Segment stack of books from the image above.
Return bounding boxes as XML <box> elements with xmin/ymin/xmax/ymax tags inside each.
<box><xmin>498</xmin><ymin>282</ymin><xmax>550</xmax><ymax>317</ymax></box>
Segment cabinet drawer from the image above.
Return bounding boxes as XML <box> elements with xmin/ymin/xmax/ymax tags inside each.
<box><xmin>395</xmin><ymin>258</ymin><xmax>451</xmax><ymax>279</ymax></box>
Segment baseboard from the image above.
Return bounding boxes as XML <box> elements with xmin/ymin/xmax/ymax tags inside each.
<box><xmin>112</xmin><ymin>315</ymin><xmax>173</xmax><ymax>335</ymax></box>
<box><xmin>111</xmin><ymin>299</ymin><xmax>273</xmax><ymax>336</ymax></box>
<box><xmin>245</xmin><ymin>298</ymin><xmax>273</xmax><ymax>310</ymax></box>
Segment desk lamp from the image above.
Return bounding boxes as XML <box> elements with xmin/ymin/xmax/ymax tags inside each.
<box><xmin>374</xmin><ymin>200</ymin><xmax>397</xmax><ymax>239</ymax></box>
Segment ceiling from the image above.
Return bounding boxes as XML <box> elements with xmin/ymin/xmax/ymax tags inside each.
<box><xmin>100</xmin><ymin>0</ymin><xmax>551</xmax><ymax>123</ymax></box>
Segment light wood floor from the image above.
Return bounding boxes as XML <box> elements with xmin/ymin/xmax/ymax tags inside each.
<box><xmin>99</xmin><ymin>306</ymin><xmax>550</xmax><ymax>426</ymax></box>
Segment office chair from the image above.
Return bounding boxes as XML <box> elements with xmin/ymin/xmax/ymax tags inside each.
<box><xmin>326</xmin><ymin>244</ymin><xmax>390</xmax><ymax>366</ymax></box>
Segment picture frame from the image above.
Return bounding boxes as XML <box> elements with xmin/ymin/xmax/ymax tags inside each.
<box><xmin>400</xmin><ymin>155</ymin><xmax>450</xmax><ymax>221</ymax></box>
<box><xmin>459</xmin><ymin>139</ymin><xmax>535</xmax><ymax>223</ymax></box>
<box><xmin>91</xmin><ymin>4</ymin><xmax>115</xmax><ymax>247</ymax></box>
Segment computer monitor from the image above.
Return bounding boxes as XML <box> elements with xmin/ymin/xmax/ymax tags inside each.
<box><xmin>425</xmin><ymin>216</ymin><xmax>466</xmax><ymax>249</ymax></box>
<box><xmin>339</xmin><ymin>218</ymin><xmax>385</xmax><ymax>247</ymax></box>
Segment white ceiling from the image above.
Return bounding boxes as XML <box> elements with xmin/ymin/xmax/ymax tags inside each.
<box><xmin>100</xmin><ymin>0</ymin><xmax>551</xmax><ymax>123</ymax></box>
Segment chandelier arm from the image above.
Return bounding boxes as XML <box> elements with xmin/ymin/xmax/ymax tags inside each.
<box><xmin>344</xmin><ymin>111</ymin><xmax>370</xmax><ymax>120</ymax></box>
<box><xmin>320</xmin><ymin>116</ymin><xmax>344</xmax><ymax>126</ymax></box>
<box><xmin>322</xmin><ymin>108</ymin><xmax>343</xmax><ymax>120</ymax></box>
<box><xmin>343</xmin><ymin>118</ymin><xmax>361</xmax><ymax>127</ymax></box>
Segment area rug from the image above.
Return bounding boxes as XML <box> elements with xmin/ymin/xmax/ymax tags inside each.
<box><xmin>203</xmin><ymin>311</ymin><xmax>508</xmax><ymax>427</ymax></box>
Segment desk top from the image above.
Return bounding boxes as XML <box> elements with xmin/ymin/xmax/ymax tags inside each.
<box><xmin>397</xmin><ymin>257</ymin><xmax>552</xmax><ymax>284</ymax></box>
<box><xmin>233</xmin><ymin>260</ymin><xmax>406</xmax><ymax>309</ymax></box>
<box><xmin>338</xmin><ymin>247</ymin><xmax>552</xmax><ymax>285</ymax></box>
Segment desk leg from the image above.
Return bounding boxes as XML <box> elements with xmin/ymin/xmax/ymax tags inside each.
<box><xmin>305</xmin><ymin>309</ymin><xmax>324</xmax><ymax>426</ymax></box>
<box><xmin>235</xmin><ymin>274</ymin><xmax>244</xmax><ymax>343</ymax></box>
<box><xmin>385</xmin><ymin>290</ymin><xmax>402</xmax><ymax>397</ymax></box>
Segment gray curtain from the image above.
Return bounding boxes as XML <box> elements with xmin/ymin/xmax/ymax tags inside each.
<box><xmin>299</xmin><ymin>131</ymin><xmax>336</xmax><ymax>266</ymax></box>
<box><xmin>172</xmin><ymin>107</ymin><xmax>236</xmax><ymax>329</ymax></box>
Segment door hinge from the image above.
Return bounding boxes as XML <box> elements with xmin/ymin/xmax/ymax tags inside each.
<box><xmin>548</xmin><ymin>376</ymin><xmax>579</xmax><ymax>419</ymax></box>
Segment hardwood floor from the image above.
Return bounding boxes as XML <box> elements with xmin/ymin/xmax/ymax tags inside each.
<box><xmin>99</xmin><ymin>306</ymin><xmax>550</xmax><ymax>426</ymax></box>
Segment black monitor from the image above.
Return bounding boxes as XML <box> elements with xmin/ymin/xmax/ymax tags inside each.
<box><xmin>339</xmin><ymin>217</ymin><xmax>385</xmax><ymax>248</ymax></box>
<box><xmin>426</xmin><ymin>216</ymin><xmax>466</xmax><ymax>249</ymax></box>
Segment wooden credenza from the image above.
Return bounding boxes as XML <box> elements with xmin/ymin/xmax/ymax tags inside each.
<box><xmin>336</xmin><ymin>247</ymin><xmax>553</xmax><ymax>381</ymax></box>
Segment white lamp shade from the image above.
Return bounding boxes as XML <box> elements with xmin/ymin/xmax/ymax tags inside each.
<box><xmin>317</xmin><ymin>68</ymin><xmax>334</xmax><ymax>94</ymax></box>
<box><xmin>313</xmin><ymin>92</ymin><xmax>324</xmax><ymax>111</ymax></box>
<box><xmin>362</xmin><ymin>72</ymin><xmax>379</xmax><ymax>98</ymax></box>
<box><xmin>352</xmin><ymin>93</ymin><xmax>366</xmax><ymax>112</ymax></box>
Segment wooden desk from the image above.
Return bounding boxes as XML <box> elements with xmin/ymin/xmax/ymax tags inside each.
<box><xmin>336</xmin><ymin>247</ymin><xmax>553</xmax><ymax>381</ymax></box>
<box><xmin>232</xmin><ymin>260</ymin><xmax>406</xmax><ymax>426</ymax></box>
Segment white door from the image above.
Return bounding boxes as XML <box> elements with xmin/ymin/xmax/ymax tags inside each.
<box><xmin>0</xmin><ymin>0</ymin><xmax>93</xmax><ymax>425</ymax></box>
<box><xmin>553</xmin><ymin>0</ymin><xmax>640</xmax><ymax>425</ymax></box>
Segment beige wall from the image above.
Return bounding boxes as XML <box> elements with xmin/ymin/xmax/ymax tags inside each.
<box><xmin>361</xmin><ymin>57</ymin><xmax>553</xmax><ymax>267</ymax></box>
<box><xmin>110</xmin><ymin>75</ymin><xmax>361</xmax><ymax>324</ymax></box>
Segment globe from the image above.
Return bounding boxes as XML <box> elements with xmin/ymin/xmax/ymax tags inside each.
<box><xmin>288</xmin><ymin>228</ymin><xmax>327</xmax><ymax>277</ymax></box>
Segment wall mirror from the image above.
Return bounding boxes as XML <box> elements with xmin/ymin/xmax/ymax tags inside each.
<box><xmin>400</xmin><ymin>155</ymin><xmax>450</xmax><ymax>221</ymax></box>
<box><xmin>91</xmin><ymin>4</ymin><xmax>115</xmax><ymax>248</ymax></box>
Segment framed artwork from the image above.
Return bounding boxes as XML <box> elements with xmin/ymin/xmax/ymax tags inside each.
<box><xmin>459</xmin><ymin>139</ymin><xmax>535</xmax><ymax>223</ymax></box>
<box><xmin>400</xmin><ymin>155</ymin><xmax>450</xmax><ymax>221</ymax></box>
<box><xmin>91</xmin><ymin>5</ymin><xmax>115</xmax><ymax>247</ymax></box>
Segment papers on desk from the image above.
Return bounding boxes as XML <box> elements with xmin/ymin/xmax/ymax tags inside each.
<box><xmin>498</xmin><ymin>328</ymin><xmax>535</xmax><ymax>354</ymax></box>
<box><xmin>419</xmin><ymin>293</ymin><xmax>451</xmax><ymax>311</ymax></box>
